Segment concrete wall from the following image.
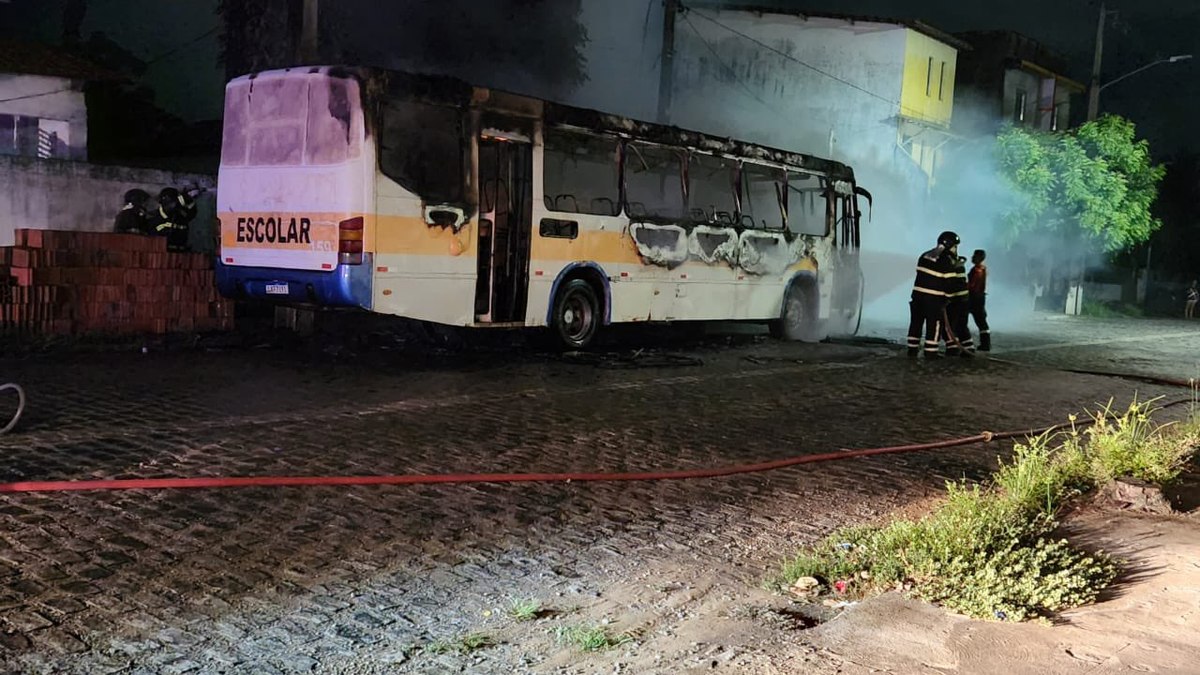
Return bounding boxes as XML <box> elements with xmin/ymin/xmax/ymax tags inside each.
<box><xmin>567</xmin><ymin>0</ymin><xmax>664</xmax><ymax>123</ymax></box>
<box><xmin>575</xmin><ymin>4</ymin><xmax>935</xmax><ymax>172</ymax></box>
<box><xmin>0</xmin><ymin>74</ymin><xmax>88</xmax><ymax>161</ymax></box>
<box><xmin>670</xmin><ymin>11</ymin><xmax>906</xmax><ymax>163</ymax></box>
<box><xmin>0</xmin><ymin>155</ymin><xmax>216</xmax><ymax>250</ymax></box>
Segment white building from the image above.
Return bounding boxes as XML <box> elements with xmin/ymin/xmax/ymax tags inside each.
<box><xmin>0</xmin><ymin>40</ymin><xmax>110</xmax><ymax>161</ymax></box>
<box><xmin>0</xmin><ymin>40</ymin><xmax>215</xmax><ymax>248</ymax></box>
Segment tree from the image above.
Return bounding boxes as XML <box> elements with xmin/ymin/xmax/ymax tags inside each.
<box><xmin>322</xmin><ymin>0</ymin><xmax>589</xmax><ymax>93</ymax></box>
<box><xmin>217</xmin><ymin>0</ymin><xmax>590</xmax><ymax>95</ymax></box>
<box><xmin>994</xmin><ymin>115</ymin><xmax>1165</xmax><ymax>255</ymax></box>
<box><xmin>216</xmin><ymin>0</ymin><xmax>302</xmax><ymax>80</ymax></box>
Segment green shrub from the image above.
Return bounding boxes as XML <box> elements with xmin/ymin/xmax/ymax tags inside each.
<box><xmin>1085</xmin><ymin>400</ymin><xmax>1196</xmax><ymax>484</ymax></box>
<box><xmin>554</xmin><ymin>624</ymin><xmax>632</xmax><ymax>652</ymax></box>
<box><xmin>777</xmin><ymin>399</ymin><xmax>1198</xmax><ymax>621</ymax></box>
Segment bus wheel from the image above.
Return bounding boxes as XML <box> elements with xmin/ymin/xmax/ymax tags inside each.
<box><xmin>553</xmin><ymin>279</ymin><xmax>600</xmax><ymax>349</ymax></box>
<box><xmin>771</xmin><ymin>283</ymin><xmax>820</xmax><ymax>342</ymax></box>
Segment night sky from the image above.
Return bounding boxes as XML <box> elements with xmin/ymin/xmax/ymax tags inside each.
<box><xmin>1</xmin><ymin>0</ymin><xmax>1194</xmax><ymax>155</ymax></box>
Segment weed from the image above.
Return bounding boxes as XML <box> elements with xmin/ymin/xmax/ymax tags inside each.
<box><xmin>424</xmin><ymin>640</ymin><xmax>454</xmax><ymax>655</ymax></box>
<box><xmin>1085</xmin><ymin>399</ymin><xmax>1196</xmax><ymax>485</ymax></box>
<box><xmin>422</xmin><ymin>633</ymin><xmax>497</xmax><ymax>655</ymax></box>
<box><xmin>554</xmin><ymin>624</ymin><xmax>632</xmax><ymax>652</ymax></box>
<box><xmin>776</xmin><ymin>399</ymin><xmax>1198</xmax><ymax>621</ymax></box>
<box><xmin>458</xmin><ymin>633</ymin><xmax>496</xmax><ymax>652</ymax></box>
<box><xmin>508</xmin><ymin>598</ymin><xmax>542</xmax><ymax>622</ymax></box>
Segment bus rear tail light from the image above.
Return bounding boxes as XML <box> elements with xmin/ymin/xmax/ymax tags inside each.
<box><xmin>339</xmin><ymin>216</ymin><xmax>364</xmax><ymax>265</ymax></box>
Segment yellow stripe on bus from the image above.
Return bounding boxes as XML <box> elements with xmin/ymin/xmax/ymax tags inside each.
<box><xmin>224</xmin><ymin>211</ymin><xmax>823</xmax><ymax>276</ymax></box>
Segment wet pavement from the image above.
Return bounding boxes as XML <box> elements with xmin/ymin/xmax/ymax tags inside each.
<box><xmin>0</xmin><ymin>314</ymin><xmax>1196</xmax><ymax>673</ymax></box>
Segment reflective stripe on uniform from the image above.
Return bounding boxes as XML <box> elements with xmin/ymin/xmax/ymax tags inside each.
<box><xmin>913</xmin><ymin>286</ymin><xmax>946</xmax><ymax>296</ymax></box>
<box><xmin>917</xmin><ymin>266</ymin><xmax>956</xmax><ymax>278</ymax></box>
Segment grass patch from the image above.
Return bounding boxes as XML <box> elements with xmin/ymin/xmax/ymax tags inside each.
<box><xmin>423</xmin><ymin>633</ymin><xmax>497</xmax><ymax>655</ymax></box>
<box><xmin>778</xmin><ymin>399</ymin><xmax>1200</xmax><ymax>622</ymax></box>
<box><xmin>554</xmin><ymin>624</ymin><xmax>632</xmax><ymax>652</ymax></box>
<box><xmin>508</xmin><ymin>598</ymin><xmax>542</xmax><ymax>622</ymax></box>
<box><xmin>1080</xmin><ymin>299</ymin><xmax>1144</xmax><ymax>318</ymax></box>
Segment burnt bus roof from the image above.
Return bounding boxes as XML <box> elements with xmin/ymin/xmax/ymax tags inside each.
<box><xmin>545</xmin><ymin>105</ymin><xmax>853</xmax><ymax>180</ymax></box>
<box><xmin>246</xmin><ymin>66</ymin><xmax>856</xmax><ymax>182</ymax></box>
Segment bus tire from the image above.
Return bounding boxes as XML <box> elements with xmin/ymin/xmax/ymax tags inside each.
<box><xmin>770</xmin><ymin>282</ymin><xmax>821</xmax><ymax>342</ymax></box>
<box><xmin>552</xmin><ymin>279</ymin><xmax>601</xmax><ymax>350</ymax></box>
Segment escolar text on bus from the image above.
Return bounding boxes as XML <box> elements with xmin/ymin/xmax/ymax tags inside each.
<box><xmin>235</xmin><ymin>216</ymin><xmax>313</xmax><ymax>244</ymax></box>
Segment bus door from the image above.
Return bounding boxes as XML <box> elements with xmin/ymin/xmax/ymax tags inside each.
<box><xmin>475</xmin><ymin>132</ymin><xmax>533</xmax><ymax>323</ymax></box>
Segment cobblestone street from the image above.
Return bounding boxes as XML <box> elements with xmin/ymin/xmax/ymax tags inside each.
<box><xmin>0</xmin><ymin>316</ymin><xmax>1196</xmax><ymax>674</ymax></box>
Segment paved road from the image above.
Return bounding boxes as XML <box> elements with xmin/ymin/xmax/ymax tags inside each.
<box><xmin>0</xmin><ymin>315</ymin><xmax>1194</xmax><ymax>673</ymax></box>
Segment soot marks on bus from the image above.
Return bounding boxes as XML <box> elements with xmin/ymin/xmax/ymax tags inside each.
<box><xmin>236</xmin><ymin>216</ymin><xmax>312</xmax><ymax>244</ymax></box>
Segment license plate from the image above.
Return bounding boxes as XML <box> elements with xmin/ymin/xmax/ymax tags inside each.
<box><xmin>265</xmin><ymin>283</ymin><xmax>289</xmax><ymax>295</ymax></box>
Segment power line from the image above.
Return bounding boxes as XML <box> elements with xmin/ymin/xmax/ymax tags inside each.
<box><xmin>686</xmin><ymin>8</ymin><xmax>932</xmax><ymax>120</ymax></box>
<box><xmin>679</xmin><ymin>13</ymin><xmax>782</xmax><ymax>114</ymax></box>
<box><xmin>0</xmin><ymin>88</ymin><xmax>75</xmax><ymax>105</ymax></box>
<box><xmin>143</xmin><ymin>26</ymin><xmax>220</xmax><ymax>67</ymax></box>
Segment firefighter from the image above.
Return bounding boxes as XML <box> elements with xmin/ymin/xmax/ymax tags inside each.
<box><xmin>113</xmin><ymin>189</ymin><xmax>150</xmax><ymax>234</ymax></box>
<box><xmin>942</xmin><ymin>252</ymin><xmax>974</xmax><ymax>356</ymax></box>
<box><xmin>968</xmin><ymin>249</ymin><xmax>990</xmax><ymax>351</ymax></box>
<box><xmin>148</xmin><ymin>187</ymin><xmax>198</xmax><ymax>252</ymax></box>
<box><xmin>907</xmin><ymin>230</ymin><xmax>959</xmax><ymax>358</ymax></box>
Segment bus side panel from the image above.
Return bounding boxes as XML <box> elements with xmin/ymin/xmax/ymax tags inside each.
<box><xmin>652</xmin><ymin>260</ymin><xmax>739</xmax><ymax>321</ymax></box>
<box><xmin>370</xmin><ymin>175</ymin><xmax>479</xmax><ymax>326</ymax></box>
<box><xmin>527</xmin><ymin>207</ymin><xmax>661</xmax><ymax>326</ymax></box>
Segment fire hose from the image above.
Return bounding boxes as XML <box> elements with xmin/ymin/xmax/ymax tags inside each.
<box><xmin>0</xmin><ymin>383</ymin><xmax>24</xmax><ymax>435</ymax></box>
<box><xmin>0</xmin><ymin>392</ymin><xmax>1191</xmax><ymax>494</ymax></box>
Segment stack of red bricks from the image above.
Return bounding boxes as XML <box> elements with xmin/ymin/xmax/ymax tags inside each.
<box><xmin>0</xmin><ymin>229</ymin><xmax>233</xmax><ymax>337</ymax></box>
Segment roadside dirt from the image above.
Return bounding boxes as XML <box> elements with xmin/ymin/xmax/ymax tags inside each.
<box><xmin>395</xmin><ymin>480</ymin><xmax>1200</xmax><ymax>675</ymax></box>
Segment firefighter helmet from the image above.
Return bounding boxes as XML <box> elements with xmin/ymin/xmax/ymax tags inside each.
<box><xmin>159</xmin><ymin>187</ymin><xmax>181</xmax><ymax>208</ymax></box>
<box><xmin>937</xmin><ymin>231</ymin><xmax>960</xmax><ymax>249</ymax></box>
<box><xmin>123</xmin><ymin>189</ymin><xmax>149</xmax><ymax>206</ymax></box>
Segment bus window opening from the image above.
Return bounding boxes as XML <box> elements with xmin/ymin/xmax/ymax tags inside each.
<box><xmin>624</xmin><ymin>142</ymin><xmax>686</xmax><ymax>221</ymax></box>
<box><xmin>687</xmin><ymin>154</ymin><xmax>737</xmax><ymax>224</ymax></box>
<box><xmin>380</xmin><ymin>99</ymin><xmax>464</xmax><ymax>205</ymax></box>
<box><xmin>543</xmin><ymin>130</ymin><xmax>620</xmax><ymax>216</ymax></box>
<box><xmin>740</xmin><ymin>163</ymin><xmax>785</xmax><ymax>230</ymax></box>
<box><xmin>787</xmin><ymin>172</ymin><xmax>830</xmax><ymax>237</ymax></box>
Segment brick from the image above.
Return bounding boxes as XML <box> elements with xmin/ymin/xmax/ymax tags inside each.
<box><xmin>10</xmin><ymin>248</ymin><xmax>34</xmax><ymax>269</ymax></box>
<box><xmin>16</xmin><ymin>229</ymin><xmax>45</xmax><ymax>248</ymax></box>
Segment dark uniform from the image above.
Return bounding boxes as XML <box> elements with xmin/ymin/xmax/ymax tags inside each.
<box><xmin>148</xmin><ymin>187</ymin><xmax>197</xmax><ymax>252</ymax></box>
<box><xmin>907</xmin><ymin>231</ymin><xmax>959</xmax><ymax>358</ymax></box>
<box><xmin>113</xmin><ymin>189</ymin><xmax>150</xmax><ymax>234</ymax></box>
<box><xmin>942</xmin><ymin>255</ymin><xmax>974</xmax><ymax>356</ymax></box>
<box><xmin>968</xmin><ymin>249</ymin><xmax>990</xmax><ymax>351</ymax></box>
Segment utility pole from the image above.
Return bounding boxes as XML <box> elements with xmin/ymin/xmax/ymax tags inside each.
<box><xmin>657</xmin><ymin>0</ymin><xmax>679</xmax><ymax>125</ymax></box>
<box><xmin>1087</xmin><ymin>2</ymin><xmax>1109</xmax><ymax>121</ymax></box>
<box><xmin>299</xmin><ymin>0</ymin><xmax>319</xmax><ymax>64</ymax></box>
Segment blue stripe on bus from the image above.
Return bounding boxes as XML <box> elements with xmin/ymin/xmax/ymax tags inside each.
<box><xmin>546</xmin><ymin>262</ymin><xmax>613</xmax><ymax>326</ymax></box>
<box><xmin>216</xmin><ymin>254</ymin><xmax>374</xmax><ymax>309</ymax></box>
